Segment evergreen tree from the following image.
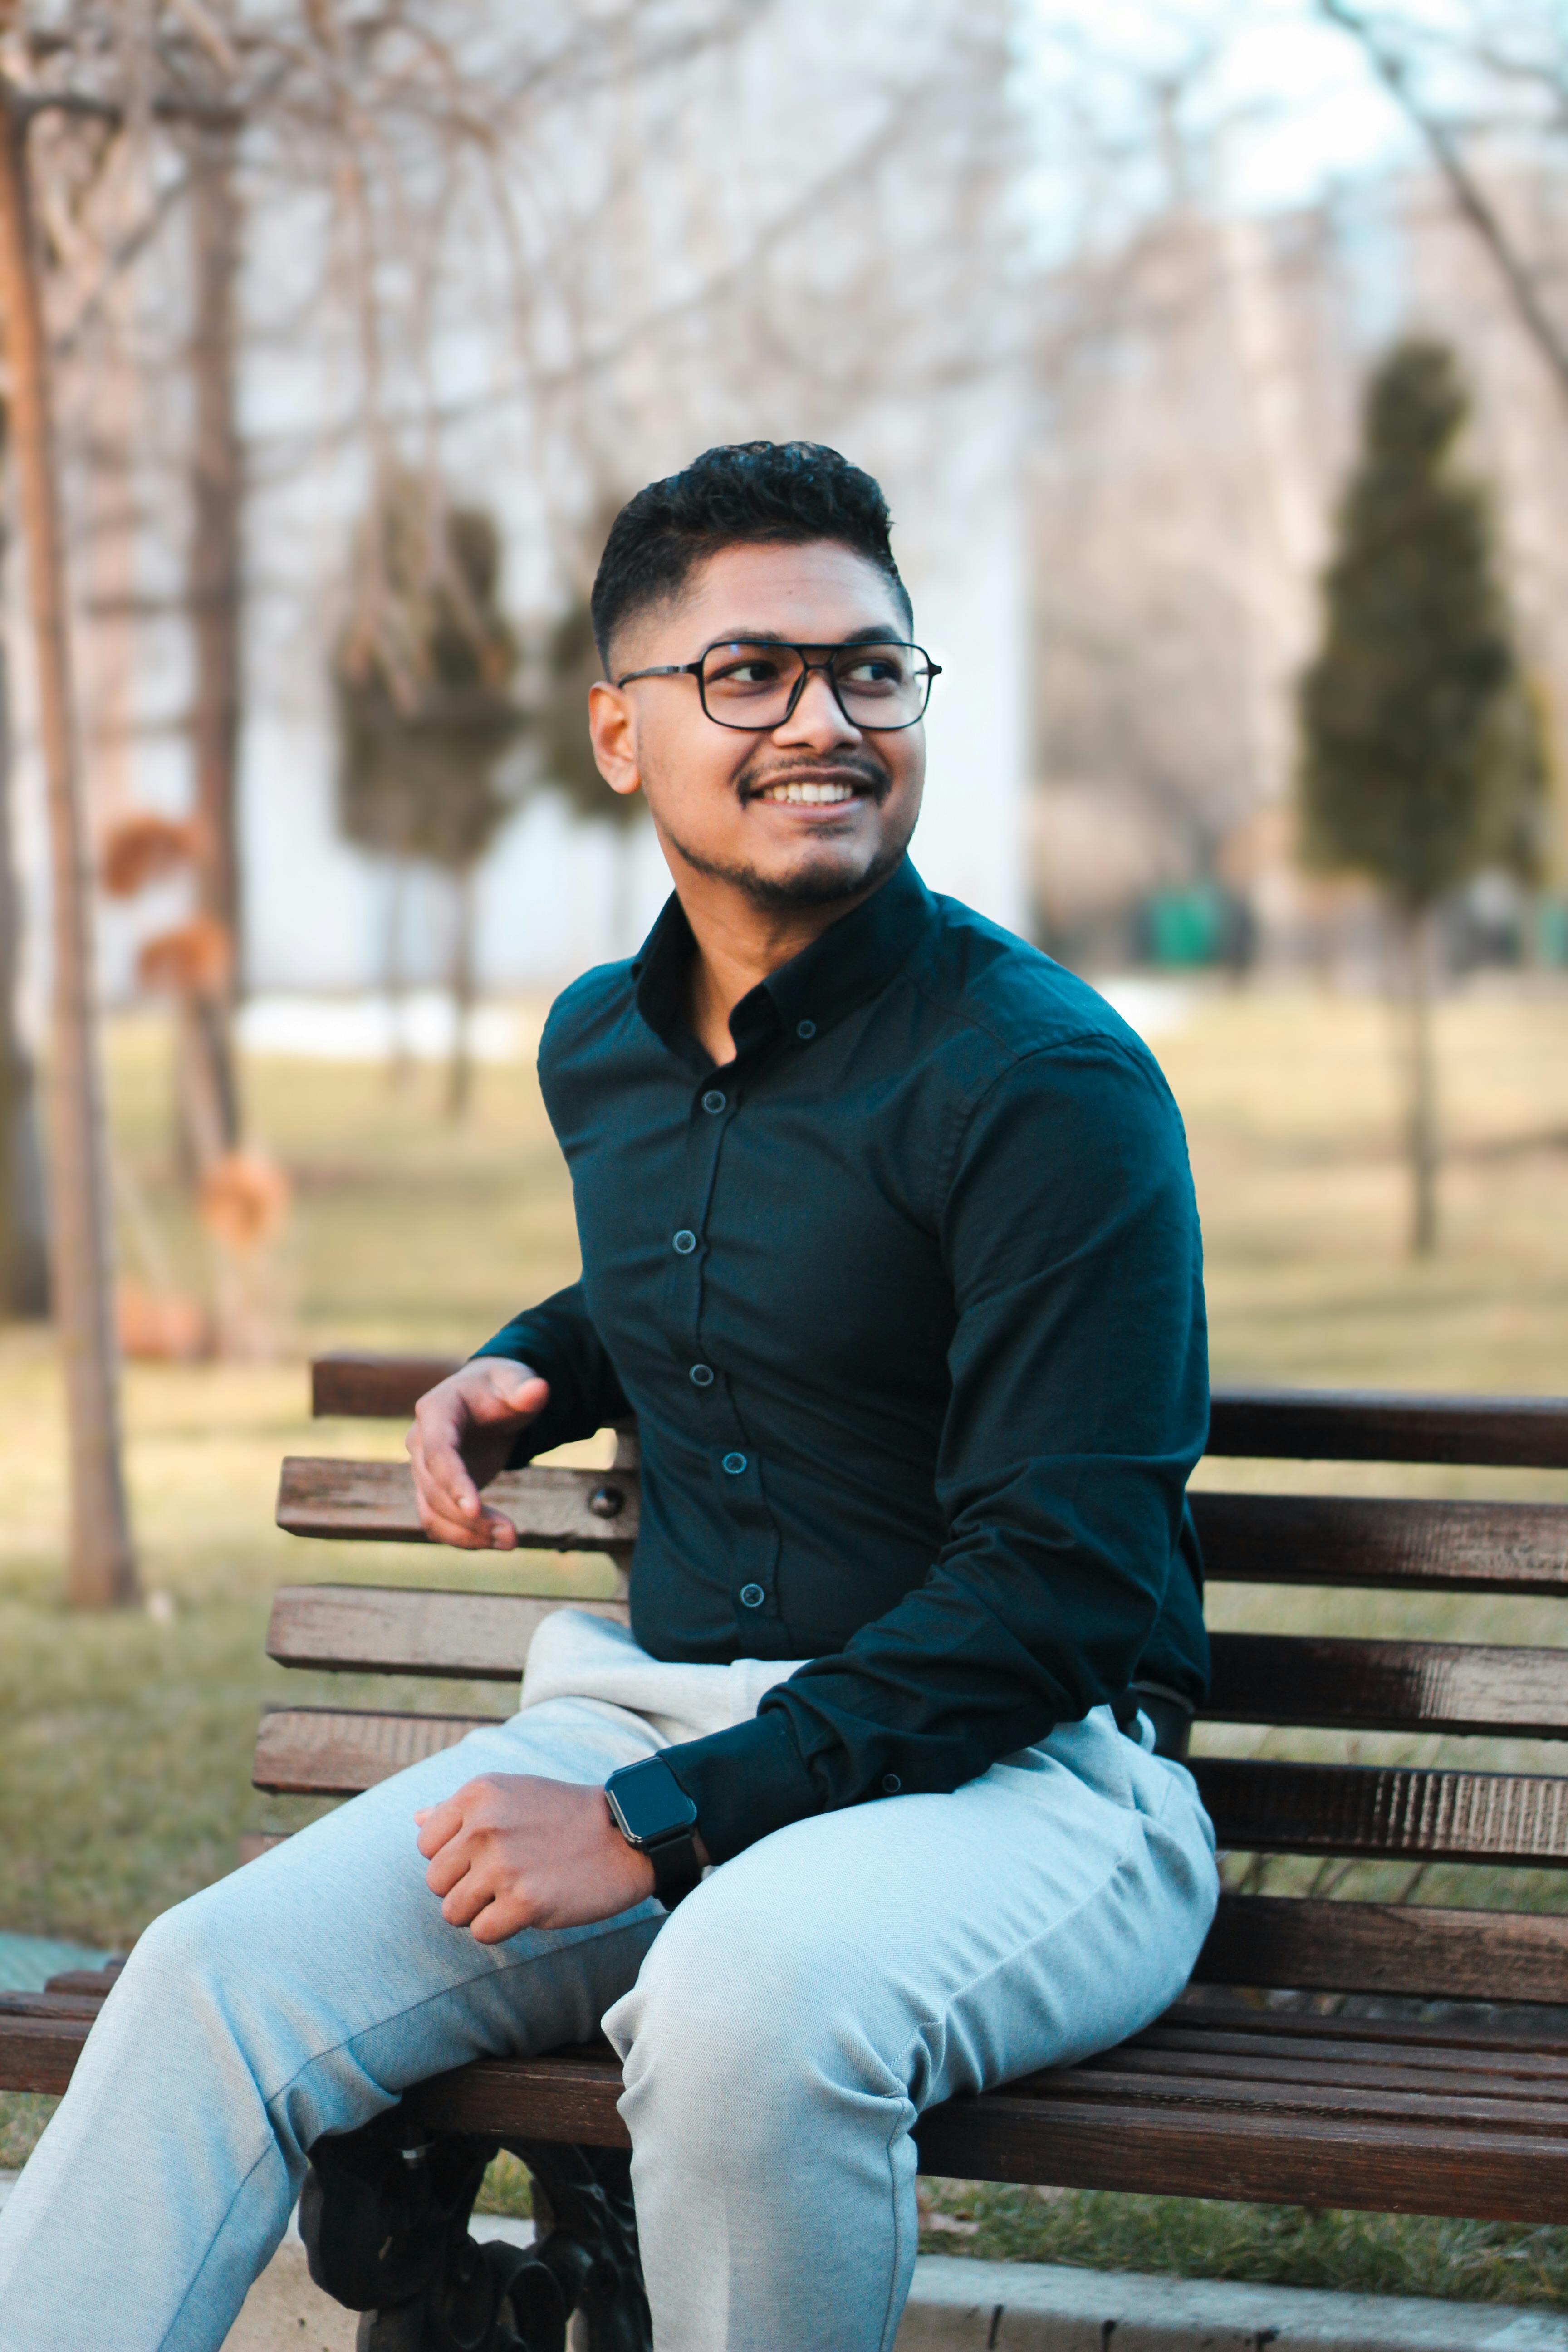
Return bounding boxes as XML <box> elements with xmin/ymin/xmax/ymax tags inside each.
<box><xmin>333</xmin><ymin>472</ymin><xmax>528</xmax><ymax>1116</ymax></box>
<box><xmin>1299</xmin><ymin>337</ymin><xmax>1545</xmax><ymax>1254</ymax></box>
<box><xmin>537</xmin><ymin>593</ymin><xmax>649</xmax><ymax>956</ymax></box>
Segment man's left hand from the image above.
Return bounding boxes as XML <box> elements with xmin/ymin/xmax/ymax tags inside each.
<box><xmin>415</xmin><ymin>1774</ymin><xmax>657</xmax><ymax>1941</ymax></box>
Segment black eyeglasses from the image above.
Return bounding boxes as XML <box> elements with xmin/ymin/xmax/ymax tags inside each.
<box><xmin>614</xmin><ymin>638</ymin><xmax>941</xmax><ymax>733</ymax></box>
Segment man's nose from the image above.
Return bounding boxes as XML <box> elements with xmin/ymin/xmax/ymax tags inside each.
<box><xmin>771</xmin><ymin>665</ymin><xmax>862</xmax><ymax>750</ymax></box>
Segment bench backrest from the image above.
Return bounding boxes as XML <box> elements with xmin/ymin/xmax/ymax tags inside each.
<box><xmin>267</xmin><ymin>1354</ymin><xmax>1568</xmax><ymax>2005</ymax></box>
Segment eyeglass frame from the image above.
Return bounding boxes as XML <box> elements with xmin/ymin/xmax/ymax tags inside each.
<box><xmin>613</xmin><ymin>636</ymin><xmax>942</xmax><ymax>733</ymax></box>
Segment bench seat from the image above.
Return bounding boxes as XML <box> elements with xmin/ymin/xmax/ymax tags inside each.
<box><xmin>9</xmin><ymin>1976</ymin><xmax>1568</xmax><ymax>2221</ymax></box>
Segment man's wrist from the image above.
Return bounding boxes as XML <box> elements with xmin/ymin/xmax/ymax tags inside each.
<box><xmin>604</xmin><ymin>1757</ymin><xmax>706</xmax><ymax>1908</ymax></box>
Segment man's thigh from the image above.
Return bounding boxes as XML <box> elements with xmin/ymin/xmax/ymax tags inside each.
<box><xmin>617</xmin><ymin>1706</ymin><xmax>1217</xmax><ymax>2112</ymax></box>
<box><xmin>114</xmin><ymin>1693</ymin><xmax>667</xmax><ymax>2117</ymax></box>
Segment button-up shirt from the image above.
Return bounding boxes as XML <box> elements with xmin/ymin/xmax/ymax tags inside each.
<box><xmin>475</xmin><ymin>856</ymin><xmax>1209</xmax><ymax>1862</ymax></box>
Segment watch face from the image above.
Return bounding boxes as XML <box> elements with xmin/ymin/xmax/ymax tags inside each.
<box><xmin>608</xmin><ymin>1762</ymin><xmax>698</xmax><ymax>1847</ymax></box>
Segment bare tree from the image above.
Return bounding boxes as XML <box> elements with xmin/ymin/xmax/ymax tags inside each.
<box><xmin>0</xmin><ymin>420</ymin><xmax>49</xmax><ymax>1320</ymax></box>
<box><xmin>0</xmin><ymin>65</ymin><xmax>135</xmax><ymax>1604</ymax></box>
<box><xmin>1318</xmin><ymin>3</ymin><xmax>1568</xmax><ymax>407</ymax></box>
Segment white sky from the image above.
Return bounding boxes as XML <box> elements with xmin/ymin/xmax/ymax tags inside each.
<box><xmin>1022</xmin><ymin>1</ymin><xmax>1421</xmax><ymax>230</ymax></box>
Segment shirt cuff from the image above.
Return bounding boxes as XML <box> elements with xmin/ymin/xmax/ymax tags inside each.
<box><xmin>658</xmin><ymin>1710</ymin><xmax>821</xmax><ymax>1865</ymax></box>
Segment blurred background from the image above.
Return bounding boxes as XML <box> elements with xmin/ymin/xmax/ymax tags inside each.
<box><xmin>3</xmin><ymin>0</ymin><xmax>1568</xmax><ymax>2302</ymax></box>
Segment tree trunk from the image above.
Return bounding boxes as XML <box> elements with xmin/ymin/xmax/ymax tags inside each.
<box><xmin>185</xmin><ymin>122</ymin><xmax>243</xmax><ymax>1166</ymax></box>
<box><xmin>0</xmin><ymin>89</ymin><xmax>137</xmax><ymax>1603</ymax></box>
<box><xmin>1402</xmin><ymin>902</ymin><xmax>1439</xmax><ymax>1259</ymax></box>
<box><xmin>446</xmin><ymin>865</ymin><xmax>475</xmax><ymax>1122</ymax></box>
<box><xmin>385</xmin><ymin>852</ymin><xmax>412</xmax><ymax>1092</ymax></box>
<box><xmin>0</xmin><ymin>468</ymin><xmax>49</xmax><ymax>1318</ymax></box>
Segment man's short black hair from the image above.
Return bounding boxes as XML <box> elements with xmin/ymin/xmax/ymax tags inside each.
<box><xmin>590</xmin><ymin>441</ymin><xmax>912</xmax><ymax>670</ymax></box>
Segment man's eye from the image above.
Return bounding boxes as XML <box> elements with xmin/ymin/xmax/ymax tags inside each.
<box><xmin>841</xmin><ymin>657</ymin><xmax>900</xmax><ymax>686</ymax></box>
<box><xmin>711</xmin><ymin>658</ymin><xmax>784</xmax><ymax>687</ymax></box>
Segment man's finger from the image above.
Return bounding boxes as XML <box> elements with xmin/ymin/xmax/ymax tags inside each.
<box><xmin>415</xmin><ymin>1796</ymin><xmax>465</xmax><ymax>1857</ymax></box>
<box><xmin>469</xmin><ymin>1894</ymin><xmax>529</xmax><ymax>1944</ymax></box>
<box><xmin>417</xmin><ymin>1500</ymin><xmax>517</xmax><ymax>1551</ymax></box>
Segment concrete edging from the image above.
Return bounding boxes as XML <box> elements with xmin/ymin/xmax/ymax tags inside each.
<box><xmin>4</xmin><ymin>2177</ymin><xmax>1565</xmax><ymax>2348</ymax></box>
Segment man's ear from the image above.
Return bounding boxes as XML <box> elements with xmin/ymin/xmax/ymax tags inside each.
<box><xmin>588</xmin><ymin>681</ymin><xmax>642</xmax><ymax>800</ymax></box>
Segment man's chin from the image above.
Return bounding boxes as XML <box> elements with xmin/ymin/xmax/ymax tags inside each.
<box><xmin>732</xmin><ymin>843</ymin><xmax>897</xmax><ymax>912</ymax></box>
<box><xmin>668</xmin><ymin>825</ymin><xmax>906</xmax><ymax>913</ymax></box>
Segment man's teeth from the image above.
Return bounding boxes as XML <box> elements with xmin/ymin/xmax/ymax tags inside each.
<box><xmin>759</xmin><ymin>781</ymin><xmax>856</xmax><ymax>804</ymax></box>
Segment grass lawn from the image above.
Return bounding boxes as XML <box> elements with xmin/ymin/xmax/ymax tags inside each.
<box><xmin>4</xmin><ymin>979</ymin><xmax>1568</xmax><ymax>2298</ymax></box>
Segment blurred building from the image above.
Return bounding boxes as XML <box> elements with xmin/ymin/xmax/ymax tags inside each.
<box><xmin>1026</xmin><ymin>166</ymin><xmax>1568</xmax><ymax>975</ymax></box>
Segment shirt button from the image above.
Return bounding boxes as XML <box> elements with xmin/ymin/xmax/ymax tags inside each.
<box><xmin>690</xmin><ymin>1363</ymin><xmax>715</xmax><ymax>1388</ymax></box>
<box><xmin>702</xmin><ymin>1089</ymin><xmax>727</xmax><ymax>1114</ymax></box>
<box><xmin>739</xmin><ymin>1583</ymin><xmax>765</xmax><ymax>1608</ymax></box>
<box><xmin>796</xmin><ymin>1018</ymin><xmax>817</xmax><ymax>1040</ymax></box>
<box><xmin>673</xmin><ymin>1230</ymin><xmax>697</xmax><ymax>1255</ymax></box>
<box><xmin>721</xmin><ymin>1451</ymin><xmax>747</xmax><ymax>1475</ymax></box>
<box><xmin>882</xmin><ymin>1772</ymin><xmax>902</xmax><ymax>1794</ymax></box>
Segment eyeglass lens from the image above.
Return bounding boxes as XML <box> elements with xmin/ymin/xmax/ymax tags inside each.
<box><xmin>699</xmin><ymin>642</ymin><xmax>932</xmax><ymax>730</ymax></box>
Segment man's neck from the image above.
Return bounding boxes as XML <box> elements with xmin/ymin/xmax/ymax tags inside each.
<box><xmin>671</xmin><ymin>863</ymin><xmax>876</xmax><ymax>1069</ymax></box>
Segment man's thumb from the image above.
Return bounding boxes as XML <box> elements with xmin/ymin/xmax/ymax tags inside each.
<box><xmin>480</xmin><ymin>1361</ymin><xmax>549</xmax><ymax>1417</ymax></box>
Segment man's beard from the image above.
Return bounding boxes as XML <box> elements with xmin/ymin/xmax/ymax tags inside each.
<box><xmin>662</xmin><ymin>752</ymin><xmax>911</xmax><ymax>912</ymax></box>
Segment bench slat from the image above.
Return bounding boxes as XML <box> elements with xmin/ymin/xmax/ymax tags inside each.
<box><xmin>1206</xmin><ymin>1632</ymin><xmax>1568</xmax><ymax>1735</ymax></box>
<box><xmin>1192</xmin><ymin>1891</ymin><xmax>1568</xmax><ymax>2003</ymax></box>
<box><xmin>402</xmin><ymin>2039</ymin><xmax>1568</xmax><ymax>2220</ymax></box>
<box><xmin>313</xmin><ymin>1353</ymin><xmax>461</xmax><ymax>1418</ymax></box>
<box><xmin>1021</xmin><ymin>2062</ymin><xmax>1568</xmax><ymax>2132</ymax></box>
<box><xmin>309</xmin><ymin>1358</ymin><xmax>1568</xmax><ymax>1470</ymax></box>
<box><xmin>252</xmin><ymin>1706</ymin><xmax>502</xmax><ymax>1795</ymax></box>
<box><xmin>1193</xmin><ymin>1493</ymin><xmax>1568</xmax><ymax>1593</ymax></box>
<box><xmin>1088</xmin><ymin>2044</ymin><xmax>1568</xmax><ymax>2106</ymax></box>
<box><xmin>1207</xmin><ymin>1388</ymin><xmax>1568</xmax><ymax>1469</ymax></box>
<box><xmin>1195</xmin><ymin>1758</ymin><xmax>1568</xmax><ymax>1867</ymax></box>
<box><xmin>916</xmin><ymin>2093</ymin><xmax>1568</xmax><ymax>2220</ymax></box>
<box><xmin>266</xmin><ymin>1584</ymin><xmax>629</xmax><ymax>1679</ymax></box>
<box><xmin>276</xmin><ymin>1458</ymin><xmax>638</xmax><ymax>1550</ymax></box>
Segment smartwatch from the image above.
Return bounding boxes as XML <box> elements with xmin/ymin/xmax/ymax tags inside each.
<box><xmin>604</xmin><ymin>1756</ymin><xmax>705</xmax><ymax>1909</ymax></box>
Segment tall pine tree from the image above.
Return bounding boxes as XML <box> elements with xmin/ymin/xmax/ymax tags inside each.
<box><xmin>1299</xmin><ymin>337</ymin><xmax>1544</xmax><ymax>1255</ymax></box>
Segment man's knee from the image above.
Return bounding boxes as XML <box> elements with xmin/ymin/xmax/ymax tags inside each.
<box><xmin>613</xmin><ymin>1881</ymin><xmax>898</xmax><ymax>2146</ymax></box>
<box><xmin>113</xmin><ymin>1880</ymin><xmax>238</xmax><ymax>2009</ymax></box>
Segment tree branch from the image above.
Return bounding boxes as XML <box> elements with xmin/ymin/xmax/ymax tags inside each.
<box><xmin>1318</xmin><ymin>0</ymin><xmax>1568</xmax><ymax>405</ymax></box>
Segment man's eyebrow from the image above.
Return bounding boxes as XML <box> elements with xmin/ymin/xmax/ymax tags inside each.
<box><xmin>708</xmin><ymin>624</ymin><xmax>907</xmax><ymax>646</ymax></box>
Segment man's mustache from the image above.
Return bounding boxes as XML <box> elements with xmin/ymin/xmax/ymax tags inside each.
<box><xmin>735</xmin><ymin>751</ymin><xmax>891</xmax><ymax>804</ymax></box>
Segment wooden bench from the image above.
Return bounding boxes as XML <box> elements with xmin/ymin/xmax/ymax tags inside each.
<box><xmin>7</xmin><ymin>1362</ymin><xmax>1568</xmax><ymax>2236</ymax></box>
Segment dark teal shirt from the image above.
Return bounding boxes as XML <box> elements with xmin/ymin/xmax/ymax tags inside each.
<box><xmin>476</xmin><ymin>857</ymin><xmax>1209</xmax><ymax>1862</ymax></box>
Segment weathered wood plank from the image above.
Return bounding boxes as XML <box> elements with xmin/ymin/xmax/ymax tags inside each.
<box><xmin>401</xmin><ymin>2041</ymin><xmax>1568</xmax><ymax>2220</ymax></box>
<box><xmin>1088</xmin><ymin>2045</ymin><xmax>1568</xmax><ymax>2108</ymax></box>
<box><xmin>266</xmin><ymin>1584</ymin><xmax>629</xmax><ymax>1679</ymax></box>
<box><xmin>1191</xmin><ymin>1892</ymin><xmax>1568</xmax><ymax>2004</ymax></box>
<box><xmin>1208</xmin><ymin>1387</ymin><xmax>1568</xmax><ymax>1469</ymax></box>
<box><xmin>1192</xmin><ymin>1494</ymin><xmax>1568</xmax><ymax>1593</ymax></box>
<box><xmin>252</xmin><ymin>1706</ymin><xmax>504</xmax><ymax>1795</ymax></box>
<box><xmin>0</xmin><ymin>2011</ymin><xmax>93</xmax><ymax>2096</ymax></box>
<box><xmin>1205</xmin><ymin>1632</ymin><xmax>1568</xmax><ymax>1736</ymax></box>
<box><xmin>276</xmin><ymin>1457</ymin><xmax>639</xmax><ymax>1549</ymax></box>
<box><xmin>1196</xmin><ymin>1759</ymin><xmax>1568</xmax><ymax>1868</ymax></box>
<box><xmin>312</xmin><ymin>1352</ymin><xmax>461</xmax><ymax>1419</ymax></box>
<box><xmin>313</xmin><ymin>1363</ymin><xmax>1568</xmax><ymax>1467</ymax></box>
<box><xmin>914</xmin><ymin>2095</ymin><xmax>1568</xmax><ymax>2220</ymax></box>
<box><xmin>1137</xmin><ymin>2023</ymin><xmax>1568</xmax><ymax>2081</ymax></box>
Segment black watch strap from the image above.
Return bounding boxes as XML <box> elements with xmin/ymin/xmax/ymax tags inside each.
<box><xmin>648</xmin><ymin>1830</ymin><xmax>704</xmax><ymax>1910</ymax></box>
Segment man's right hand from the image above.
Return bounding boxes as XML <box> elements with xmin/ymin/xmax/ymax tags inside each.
<box><xmin>406</xmin><ymin>1358</ymin><xmax>550</xmax><ymax>1549</ymax></box>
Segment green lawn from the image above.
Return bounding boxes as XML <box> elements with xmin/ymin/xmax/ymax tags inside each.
<box><xmin>4</xmin><ymin>980</ymin><xmax>1568</xmax><ymax>2295</ymax></box>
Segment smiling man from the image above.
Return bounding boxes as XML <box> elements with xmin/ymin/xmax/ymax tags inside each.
<box><xmin>0</xmin><ymin>443</ymin><xmax>1217</xmax><ymax>2352</ymax></box>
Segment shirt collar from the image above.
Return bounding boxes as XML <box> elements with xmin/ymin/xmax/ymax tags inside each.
<box><xmin>632</xmin><ymin>856</ymin><xmax>937</xmax><ymax>1061</ymax></box>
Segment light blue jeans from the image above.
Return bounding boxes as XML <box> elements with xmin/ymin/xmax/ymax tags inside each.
<box><xmin>0</xmin><ymin>1612</ymin><xmax>1217</xmax><ymax>2352</ymax></box>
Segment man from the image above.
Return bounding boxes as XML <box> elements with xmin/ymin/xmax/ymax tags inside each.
<box><xmin>0</xmin><ymin>441</ymin><xmax>1216</xmax><ymax>2352</ymax></box>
